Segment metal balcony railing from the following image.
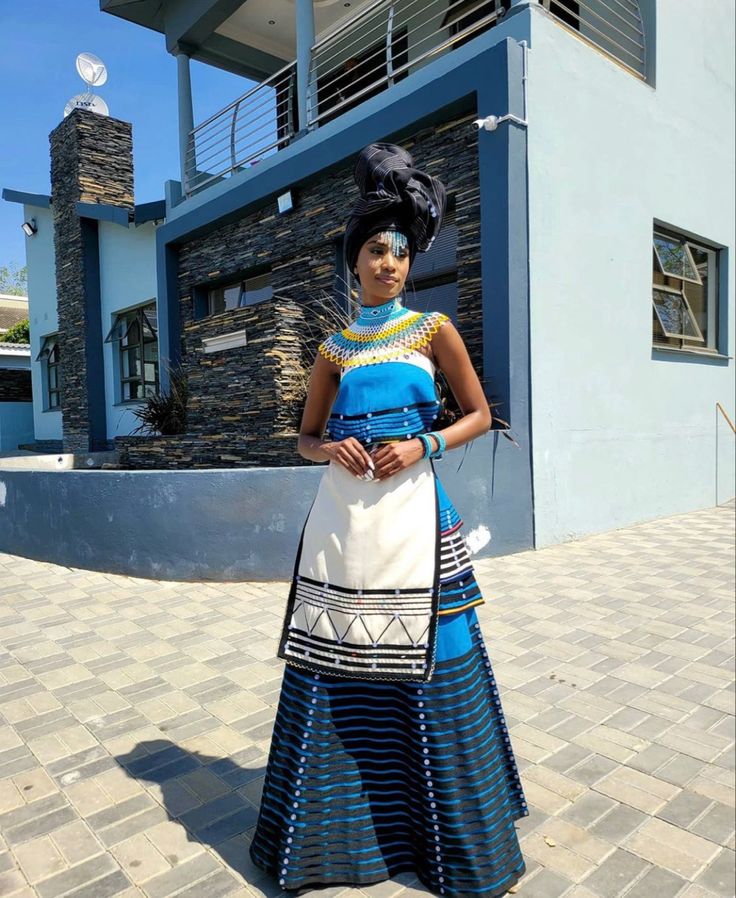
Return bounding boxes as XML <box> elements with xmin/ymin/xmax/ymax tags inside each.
<box><xmin>307</xmin><ymin>0</ymin><xmax>507</xmax><ymax>128</ymax></box>
<box><xmin>184</xmin><ymin>61</ymin><xmax>297</xmax><ymax>197</ymax></box>
<box><xmin>182</xmin><ymin>0</ymin><xmax>647</xmax><ymax>197</ymax></box>
<box><xmin>539</xmin><ymin>0</ymin><xmax>646</xmax><ymax>78</ymax></box>
<box><xmin>183</xmin><ymin>1</ymin><xmax>507</xmax><ymax>196</ymax></box>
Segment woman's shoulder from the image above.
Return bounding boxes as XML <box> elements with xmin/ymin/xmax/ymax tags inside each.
<box><xmin>419</xmin><ymin>308</ymin><xmax>451</xmax><ymax>329</ymax></box>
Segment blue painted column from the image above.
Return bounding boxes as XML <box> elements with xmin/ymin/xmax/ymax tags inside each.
<box><xmin>155</xmin><ymin>235</ymin><xmax>181</xmax><ymax>396</ymax></box>
<box><xmin>476</xmin><ymin>39</ymin><xmax>529</xmax><ymax>434</ymax></box>
<box><xmin>176</xmin><ymin>47</ymin><xmax>195</xmax><ymax>192</ymax></box>
<box><xmin>474</xmin><ymin>38</ymin><xmax>534</xmax><ymax>548</ymax></box>
<box><xmin>295</xmin><ymin>0</ymin><xmax>316</xmax><ymax>132</ymax></box>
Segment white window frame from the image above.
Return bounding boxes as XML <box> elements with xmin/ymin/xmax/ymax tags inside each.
<box><xmin>652</xmin><ymin>227</ymin><xmax>721</xmax><ymax>356</ymax></box>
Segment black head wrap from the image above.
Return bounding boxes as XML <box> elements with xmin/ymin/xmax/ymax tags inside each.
<box><xmin>344</xmin><ymin>142</ymin><xmax>447</xmax><ymax>276</ymax></box>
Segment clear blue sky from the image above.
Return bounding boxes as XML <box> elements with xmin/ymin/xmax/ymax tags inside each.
<box><xmin>0</xmin><ymin>1</ymin><xmax>253</xmax><ymax>275</ymax></box>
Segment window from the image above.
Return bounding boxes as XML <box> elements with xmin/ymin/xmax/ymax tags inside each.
<box><xmin>104</xmin><ymin>302</ymin><xmax>159</xmax><ymax>401</ymax></box>
<box><xmin>36</xmin><ymin>333</ymin><xmax>61</xmax><ymax>410</ymax></box>
<box><xmin>404</xmin><ymin>207</ymin><xmax>460</xmax><ymax>323</ymax></box>
<box><xmin>652</xmin><ymin>228</ymin><xmax>721</xmax><ymax>354</ymax></box>
<box><xmin>205</xmin><ymin>271</ymin><xmax>273</xmax><ymax>317</ymax></box>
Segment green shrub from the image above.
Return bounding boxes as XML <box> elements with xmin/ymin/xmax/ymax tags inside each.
<box><xmin>0</xmin><ymin>318</ymin><xmax>30</xmax><ymax>343</ymax></box>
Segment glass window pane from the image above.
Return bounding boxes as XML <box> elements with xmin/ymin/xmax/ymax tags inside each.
<box><xmin>208</xmin><ymin>283</ymin><xmax>241</xmax><ymax>314</ymax></box>
<box><xmin>123</xmin><ymin>318</ymin><xmax>141</xmax><ymax>347</ymax></box>
<box><xmin>143</xmin><ymin>304</ymin><xmax>158</xmax><ymax>336</ymax></box>
<box><xmin>652</xmin><ymin>289</ymin><xmax>703</xmax><ymax>340</ymax></box>
<box><xmin>224</xmin><ymin>284</ymin><xmax>242</xmax><ymax>311</ymax></box>
<box><xmin>407</xmin><ymin>221</ymin><xmax>458</xmax><ymax>282</ymax></box>
<box><xmin>683</xmin><ymin>245</ymin><xmax>710</xmax><ymax>346</ymax></box>
<box><xmin>653</xmin><ymin>235</ymin><xmax>701</xmax><ymax>283</ymax></box>
<box><xmin>123</xmin><ymin>379</ymin><xmax>142</xmax><ymax>401</ymax></box>
<box><xmin>143</xmin><ymin>340</ymin><xmax>158</xmax><ymax>362</ymax></box>
<box><xmin>242</xmin><ymin>273</ymin><xmax>273</xmax><ymax>306</ymax></box>
<box><xmin>209</xmin><ymin>288</ymin><xmax>225</xmax><ymax>315</ymax></box>
<box><xmin>48</xmin><ymin>366</ymin><xmax>57</xmax><ymax>388</ymax></box>
<box><xmin>123</xmin><ymin>346</ymin><xmax>141</xmax><ymax>378</ymax></box>
<box><xmin>406</xmin><ymin>281</ymin><xmax>459</xmax><ymax>323</ymax></box>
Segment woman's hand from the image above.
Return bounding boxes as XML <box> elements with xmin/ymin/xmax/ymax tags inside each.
<box><xmin>321</xmin><ymin>437</ymin><xmax>375</xmax><ymax>478</ymax></box>
<box><xmin>371</xmin><ymin>439</ymin><xmax>425</xmax><ymax>480</ymax></box>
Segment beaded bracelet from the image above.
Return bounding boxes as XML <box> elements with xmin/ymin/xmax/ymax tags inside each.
<box><xmin>427</xmin><ymin>431</ymin><xmax>446</xmax><ymax>459</ymax></box>
<box><xmin>417</xmin><ymin>433</ymin><xmax>434</xmax><ymax>459</ymax></box>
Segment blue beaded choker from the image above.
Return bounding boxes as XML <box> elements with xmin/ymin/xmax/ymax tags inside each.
<box><xmin>356</xmin><ymin>295</ymin><xmax>407</xmax><ymax>324</ymax></box>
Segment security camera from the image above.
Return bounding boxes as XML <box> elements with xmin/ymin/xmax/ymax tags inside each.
<box><xmin>473</xmin><ymin>115</ymin><xmax>499</xmax><ymax>132</ymax></box>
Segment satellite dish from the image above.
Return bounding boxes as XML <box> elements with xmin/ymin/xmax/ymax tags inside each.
<box><xmin>64</xmin><ymin>92</ymin><xmax>110</xmax><ymax>118</ymax></box>
<box><xmin>76</xmin><ymin>52</ymin><xmax>108</xmax><ymax>87</ymax></box>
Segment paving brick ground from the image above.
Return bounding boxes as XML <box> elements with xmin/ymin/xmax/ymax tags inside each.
<box><xmin>0</xmin><ymin>501</ymin><xmax>733</xmax><ymax>898</ymax></box>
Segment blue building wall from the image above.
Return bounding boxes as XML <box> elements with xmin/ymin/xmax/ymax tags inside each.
<box><xmin>22</xmin><ymin>203</ymin><xmax>62</xmax><ymax>442</ymax></box>
<box><xmin>98</xmin><ymin>220</ymin><xmax>159</xmax><ymax>438</ymax></box>
<box><xmin>526</xmin><ymin>3</ymin><xmax>735</xmax><ymax>543</ymax></box>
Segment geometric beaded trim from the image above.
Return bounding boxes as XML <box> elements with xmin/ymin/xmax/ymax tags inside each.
<box><xmin>318</xmin><ymin>308</ymin><xmax>450</xmax><ymax>368</ymax></box>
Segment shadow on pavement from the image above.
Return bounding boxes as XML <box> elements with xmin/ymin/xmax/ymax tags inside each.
<box><xmin>116</xmin><ymin>739</ymin><xmax>269</xmax><ymax>883</ymax></box>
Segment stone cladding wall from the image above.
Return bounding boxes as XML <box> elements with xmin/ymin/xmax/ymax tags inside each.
<box><xmin>118</xmin><ymin>111</ymin><xmax>482</xmax><ymax>469</ymax></box>
<box><xmin>49</xmin><ymin>108</ymin><xmax>134</xmax><ymax>452</ymax></box>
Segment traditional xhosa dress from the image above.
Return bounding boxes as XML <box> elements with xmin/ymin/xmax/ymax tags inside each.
<box><xmin>249</xmin><ymin>297</ymin><xmax>527</xmax><ymax>898</ymax></box>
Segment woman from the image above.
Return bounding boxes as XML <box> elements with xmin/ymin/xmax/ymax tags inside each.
<box><xmin>249</xmin><ymin>143</ymin><xmax>527</xmax><ymax>897</ymax></box>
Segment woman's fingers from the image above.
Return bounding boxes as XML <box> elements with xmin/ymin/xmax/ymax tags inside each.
<box><xmin>347</xmin><ymin>439</ymin><xmax>373</xmax><ymax>473</ymax></box>
<box><xmin>340</xmin><ymin>446</ymin><xmax>365</xmax><ymax>476</ymax></box>
<box><xmin>357</xmin><ymin>440</ymin><xmax>375</xmax><ymax>470</ymax></box>
<box><xmin>373</xmin><ymin>447</ymin><xmax>402</xmax><ymax>478</ymax></box>
<box><xmin>341</xmin><ymin>439</ymin><xmax>373</xmax><ymax>476</ymax></box>
<box><xmin>331</xmin><ymin>440</ymin><xmax>415</xmax><ymax>479</ymax></box>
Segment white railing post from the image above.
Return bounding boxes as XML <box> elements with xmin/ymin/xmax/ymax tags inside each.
<box><xmin>387</xmin><ymin>2</ymin><xmax>395</xmax><ymax>86</ymax></box>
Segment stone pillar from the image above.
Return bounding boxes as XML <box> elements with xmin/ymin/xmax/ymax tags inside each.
<box><xmin>49</xmin><ymin>108</ymin><xmax>134</xmax><ymax>453</ymax></box>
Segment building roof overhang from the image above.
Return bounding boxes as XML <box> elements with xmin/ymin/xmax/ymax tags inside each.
<box><xmin>1</xmin><ymin>189</ymin><xmax>51</xmax><ymax>209</ymax></box>
<box><xmin>2</xmin><ymin>189</ymin><xmax>165</xmax><ymax>226</ymax></box>
<box><xmin>99</xmin><ymin>0</ymin><xmax>283</xmax><ymax>79</ymax></box>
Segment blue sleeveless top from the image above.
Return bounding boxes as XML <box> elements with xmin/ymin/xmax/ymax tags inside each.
<box><xmin>318</xmin><ymin>296</ymin><xmax>448</xmax><ymax>446</ymax></box>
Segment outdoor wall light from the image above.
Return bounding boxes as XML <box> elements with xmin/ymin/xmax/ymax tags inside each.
<box><xmin>22</xmin><ymin>218</ymin><xmax>38</xmax><ymax>236</ymax></box>
<box><xmin>277</xmin><ymin>190</ymin><xmax>294</xmax><ymax>214</ymax></box>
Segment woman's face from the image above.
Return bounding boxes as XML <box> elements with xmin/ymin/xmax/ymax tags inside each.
<box><xmin>353</xmin><ymin>230</ymin><xmax>411</xmax><ymax>302</ymax></box>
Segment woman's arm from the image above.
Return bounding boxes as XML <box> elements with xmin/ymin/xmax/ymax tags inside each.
<box><xmin>424</xmin><ymin>319</ymin><xmax>492</xmax><ymax>447</ymax></box>
<box><xmin>371</xmin><ymin>321</ymin><xmax>490</xmax><ymax>478</ymax></box>
<box><xmin>298</xmin><ymin>352</ymin><xmax>374</xmax><ymax>476</ymax></box>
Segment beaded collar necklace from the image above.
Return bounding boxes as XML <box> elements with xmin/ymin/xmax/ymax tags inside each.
<box><xmin>318</xmin><ymin>294</ymin><xmax>448</xmax><ymax>368</ymax></box>
<box><xmin>356</xmin><ymin>295</ymin><xmax>408</xmax><ymax>324</ymax></box>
